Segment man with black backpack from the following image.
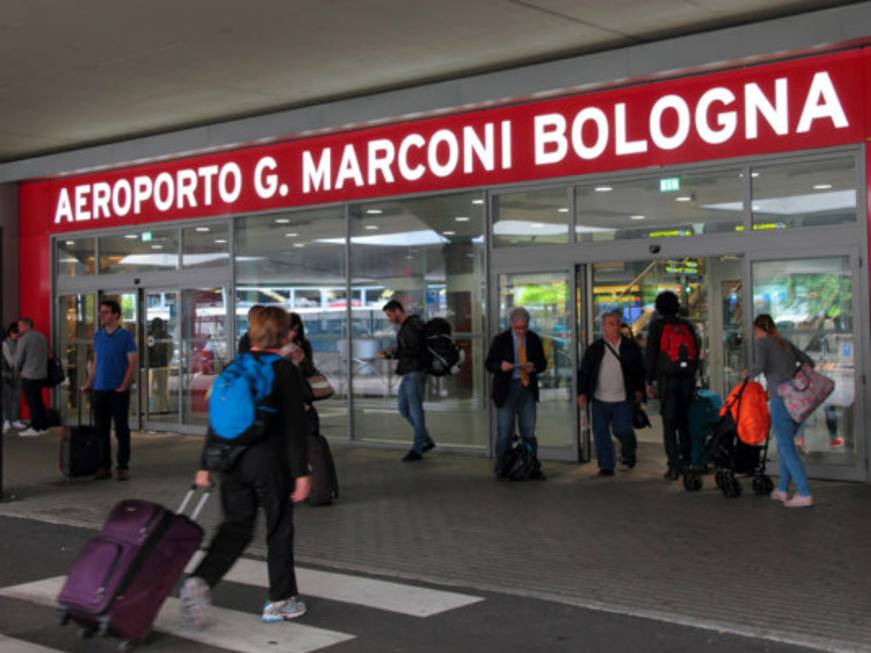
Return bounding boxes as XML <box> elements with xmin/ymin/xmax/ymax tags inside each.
<box><xmin>645</xmin><ymin>291</ymin><xmax>700</xmax><ymax>481</ymax></box>
<box><xmin>380</xmin><ymin>299</ymin><xmax>436</xmax><ymax>462</ymax></box>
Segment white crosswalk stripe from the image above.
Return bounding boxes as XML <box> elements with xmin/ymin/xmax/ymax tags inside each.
<box><xmin>187</xmin><ymin>554</ymin><xmax>484</xmax><ymax>617</ymax></box>
<box><xmin>0</xmin><ymin>563</ymin><xmax>484</xmax><ymax>652</ymax></box>
<box><xmin>0</xmin><ymin>576</ymin><xmax>354</xmax><ymax>653</ymax></box>
<box><xmin>0</xmin><ymin>634</ymin><xmax>64</xmax><ymax>653</ymax></box>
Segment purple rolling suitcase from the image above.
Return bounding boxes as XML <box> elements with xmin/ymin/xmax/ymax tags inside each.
<box><xmin>57</xmin><ymin>486</ymin><xmax>211</xmax><ymax>649</ymax></box>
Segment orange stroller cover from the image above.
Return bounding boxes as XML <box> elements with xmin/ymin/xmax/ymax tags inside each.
<box><xmin>720</xmin><ymin>380</ymin><xmax>771</xmax><ymax>445</ymax></box>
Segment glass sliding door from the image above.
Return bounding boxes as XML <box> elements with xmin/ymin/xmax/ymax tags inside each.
<box><xmin>497</xmin><ymin>272</ymin><xmax>575</xmax><ymax>456</ymax></box>
<box><xmin>143</xmin><ymin>290</ymin><xmax>180</xmax><ymax>428</ymax></box>
<box><xmin>751</xmin><ymin>255</ymin><xmax>859</xmax><ymax>468</ymax></box>
<box><xmin>349</xmin><ymin>191</ymin><xmax>487</xmax><ymax>449</ymax></box>
<box><xmin>57</xmin><ymin>293</ymin><xmax>96</xmax><ymax>422</ymax></box>
<box><xmin>181</xmin><ymin>287</ymin><xmax>228</xmax><ymax>426</ymax></box>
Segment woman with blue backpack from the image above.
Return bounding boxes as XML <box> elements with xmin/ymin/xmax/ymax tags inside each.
<box><xmin>180</xmin><ymin>306</ymin><xmax>312</xmax><ymax>627</ymax></box>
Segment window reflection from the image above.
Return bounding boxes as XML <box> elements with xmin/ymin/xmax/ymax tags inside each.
<box><xmin>493</xmin><ymin>188</ymin><xmax>571</xmax><ymax>247</ymax></box>
<box><xmin>235</xmin><ymin>208</ymin><xmax>349</xmax><ymax>440</ymax></box>
<box><xmin>576</xmin><ymin>170</ymin><xmax>743</xmax><ymax>241</ymax></box>
<box><xmin>99</xmin><ymin>230</ymin><xmax>179</xmax><ymax>273</ymax></box>
<box><xmin>753</xmin><ymin>257</ymin><xmax>854</xmax><ymax>457</ymax></box>
<box><xmin>57</xmin><ymin>238</ymin><xmax>96</xmax><ymax>277</ymax></box>
<box><xmin>350</xmin><ymin>192</ymin><xmax>487</xmax><ymax>448</ymax></box>
<box><xmin>751</xmin><ymin>157</ymin><xmax>856</xmax><ymax>230</ymax></box>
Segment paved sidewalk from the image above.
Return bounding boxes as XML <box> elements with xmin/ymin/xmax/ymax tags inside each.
<box><xmin>1</xmin><ymin>429</ymin><xmax>869</xmax><ymax>652</ymax></box>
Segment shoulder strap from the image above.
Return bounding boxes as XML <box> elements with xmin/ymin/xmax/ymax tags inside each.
<box><xmin>603</xmin><ymin>340</ymin><xmax>621</xmax><ymax>362</ymax></box>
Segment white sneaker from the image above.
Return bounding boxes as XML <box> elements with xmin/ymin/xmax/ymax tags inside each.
<box><xmin>261</xmin><ymin>597</ymin><xmax>307</xmax><ymax>623</ymax></box>
<box><xmin>18</xmin><ymin>428</ymin><xmax>41</xmax><ymax>437</ymax></box>
<box><xmin>2</xmin><ymin>420</ymin><xmax>10</xmax><ymax>431</ymax></box>
<box><xmin>12</xmin><ymin>420</ymin><xmax>26</xmax><ymax>429</ymax></box>
<box><xmin>179</xmin><ymin>576</ymin><xmax>211</xmax><ymax>629</ymax></box>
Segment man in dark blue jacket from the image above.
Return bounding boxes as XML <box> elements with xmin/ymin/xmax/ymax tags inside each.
<box><xmin>485</xmin><ymin>307</ymin><xmax>547</xmax><ymax>478</ymax></box>
<box><xmin>577</xmin><ymin>310</ymin><xmax>646</xmax><ymax>476</ymax></box>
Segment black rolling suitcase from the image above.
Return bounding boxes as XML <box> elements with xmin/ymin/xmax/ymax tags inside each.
<box><xmin>307</xmin><ymin>432</ymin><xmax>339</xmax><ymax>506</ymax></box>
<box><xmin>59</xmin><ymin>403</ymin><xmax>99</xmax><ymax>479</ymax></box>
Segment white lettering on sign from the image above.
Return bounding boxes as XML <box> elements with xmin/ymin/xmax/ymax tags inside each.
<box><xmin>50</xmin><ymin>69</ymin><xmax>851</xmax><ymax>226</ymax></box>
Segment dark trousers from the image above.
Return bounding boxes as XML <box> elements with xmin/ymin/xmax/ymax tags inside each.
<box><xmin>659</xmin><ymin>377</ymin><xmax>695</xmax><ymax>472</ymax></box>
<box><xmin>591</xmin><ymin>399</ymin><xmax>636</xmax><ymax>471</ymax></box>
<box><xmin>21</xmin><ymin>378</ymin><xmax>48</xmax><ymax>431</ymax></box>
<box><xmin>194</xmin><ymin>446</ymin><xmax>298</xmax><ymax>602</ymax></box>
<box><xmin>93</xmin><ymin>389</ymin><xmax>131</xmax><ymax>470</ymax></box>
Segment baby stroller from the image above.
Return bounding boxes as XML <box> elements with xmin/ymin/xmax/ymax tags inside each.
<box><xmin>684</xmin><ymin>379</ymin><xmax>773</xmax><ymax>498</ymax></box>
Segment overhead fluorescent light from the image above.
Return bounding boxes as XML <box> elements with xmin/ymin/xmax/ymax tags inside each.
<box><xmin>471</xmin><ymin>199</ymin><xmax>485</xmax><ymax>205</ymax></box>
<box><xmin>275</xmin><ymin>218</ymin><xmax>290</xmax><ymax>224</ymax></box>
<box><xmin>365</xmin><ymin>209</ymin><xmax>383</xmax><ymax>215</ymax></box>
<box><xmin>630</xmin><ymin>215</ymin><xmax>646</xmax><ymax>221</ymax></box>
<box><xmin>195</xmin><ymin>227</ymin><xmax>210</xmax><ymax>232</ymax></box>
<box><xmin>442</xmin><ymin>230</ymin><xmax>456</xmax><ymax>236</ymax></box>
<box><xmin>594</xmin><ymin>186</ymin><xmax>613</xmax><ymax>192</ymax></box>
<box><xmin>214</xmin><ymin>239</ymin><xmax>227</xmax><ymax>244</ymax></box>
<box><xmin>813</xmin><ymin>184</ymin><xmax>833</xmax><ymax>190</ymax></box>
<box><xmin>455</xmin><ymin>216</ymin><xmax>470</xmax><ymax>222</ymax></box>
<box><xmin>284</xmin><ymin>232</ymin><xmax>299</xmax><ymax>238</ymax></box>
<box><xmin>557</xmin><ymin>208</ymin><xmax>570</xmax><ymax>213</ymax></box>
<box><xmin>364</xmin><ymin>225</ymin><xmax>379</xmax><ymax>230</ymax></box>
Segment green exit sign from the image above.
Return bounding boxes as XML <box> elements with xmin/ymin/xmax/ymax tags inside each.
<box><xmin>141</xmin><ymin>231</ymin><xmax>153</xmax><ymax>242</ymax></box>
<box><xmin>660</xmin><ymin>177</ymin><xmax>680</xmax><ymax>192</ymax></box>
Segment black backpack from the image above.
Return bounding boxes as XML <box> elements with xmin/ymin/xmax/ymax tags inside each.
<box><xmin>498</xmin><ymin>436</ymin><xmax>544</xmax><ymax>481</ymax></box>
<box><xmin>424</xmin><ymin>317</ymin><xmax>465</xmax><ymax>377</ymax></box>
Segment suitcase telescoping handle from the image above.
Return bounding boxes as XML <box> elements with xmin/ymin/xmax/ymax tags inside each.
<box><xmin>177</xmin><ymin>483</ymin><xmax>213</xmax><ymax>521</ymax></box>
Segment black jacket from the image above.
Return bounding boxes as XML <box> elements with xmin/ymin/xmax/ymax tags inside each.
<box><xmin>645</xmin><ymin>315</ymin><xmax>700</xmax><ymax>382</ymax></box>
<box><xmin>485</xmin><ymin>329</ymin><xmax>548</xmax><ymax>407</ymax></box>
<box><xmin>577</xmin><ymin>336</ymin><xmax>645</xmax><ymax>402</ymax></box>
<box><xmin>391</xmin><ymin>315</ymin><xmax>429</xmax><ymax>375</ymax></box>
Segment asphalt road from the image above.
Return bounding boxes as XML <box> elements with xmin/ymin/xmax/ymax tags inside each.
<box><xmin>0</xmin><ymin>514</ymin><xmax>815</xmax><ymax>653</ymax></box>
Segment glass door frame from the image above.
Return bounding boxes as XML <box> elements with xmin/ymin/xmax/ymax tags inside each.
<box><xmin>747</xmin><ymin>244</ymin><xmax>867</xmax><ymax>482</ymax></box>
<box><xmin>488</xmin><ymin>263</ymin><xmax>583</xmax><ymax>462</ymax></box>
<box><xmin>141</xmin><ymin>287</ymin><xmax>181</xmax><ymax>432</ymax></box>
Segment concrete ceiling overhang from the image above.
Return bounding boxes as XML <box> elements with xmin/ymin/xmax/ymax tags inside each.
<box><xmin>0</xmin><ymin>0</ymin><xmax>858</xmax><ymax>163</ymax></box>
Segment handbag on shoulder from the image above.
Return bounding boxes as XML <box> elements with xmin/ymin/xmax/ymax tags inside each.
<box><xmin>306</xmin><ymin>369</ymin><xmax>335</xmax><ymax>401</ymax></box>
<box><xmin>777</xmin><ymin>362</ymin><xmax>834</xmax><ymax>423</ymax></box>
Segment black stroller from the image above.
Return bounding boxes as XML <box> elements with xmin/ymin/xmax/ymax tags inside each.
<box><xmin>683</xmin><ymin>380</ymin><xmax>774</xmax><ymax>498</ymax></box>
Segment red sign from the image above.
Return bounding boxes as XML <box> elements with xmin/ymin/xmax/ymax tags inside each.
<box><xmin>19</xmin><ymin>49</ymin><xmax>871</xmax><ymax>235</ymax></box>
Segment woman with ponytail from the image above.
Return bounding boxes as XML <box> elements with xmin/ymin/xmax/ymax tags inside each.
<box><xmin>747</xmin><ymin>314</ymin><xmax>815</xmax><ymax>508</ymax></box>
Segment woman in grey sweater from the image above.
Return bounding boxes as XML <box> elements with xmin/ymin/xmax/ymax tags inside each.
<box><xmin>747</xmin><ymin>314</ymin><xmax>815</xmax><ymax>508</ymax></box>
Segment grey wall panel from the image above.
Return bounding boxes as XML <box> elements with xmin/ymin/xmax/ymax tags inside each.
<box><xmin>1</xmin><ymin>2</ymin><xmax>870</xmax><ymax>183</ymax></box>
<box><xmin>0</xmin><ymin>184</ymin><xmax>19</xmax><ymax>323</ymax></box>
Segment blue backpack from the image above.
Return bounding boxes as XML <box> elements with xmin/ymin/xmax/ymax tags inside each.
<box><xmin>208</xmin><ymin>352</ymin><xmax>280</xmax><ymax>444</ymax></box>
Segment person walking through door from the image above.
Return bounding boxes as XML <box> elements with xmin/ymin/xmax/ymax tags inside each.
<box><xmin>645</xmin><ymin>291</ymin><xmax>700</xmax><ymax>480</ymax></box>
<box><xmin>485</xmin><ymin>307</ymin><xmax>548</xmax><ymax>479</ymax></box>
<box><xmin>577</xmin><ymin>310</ymin><xmax>646</xmax><ymax>476</ymax></box>
<box><xmin>380</xmin><ymin>299</ymin><xmax>436</xmax><ymax>462</ymax></box>
<box><xmin>81</xmin><ymin>300</ymin><xmax>137</xmax><ymax>481</ymax></box>
<box><xmin>746</xmin><ymin>314</ymin><xmax>815</xmax><ymax>508</ymax></box>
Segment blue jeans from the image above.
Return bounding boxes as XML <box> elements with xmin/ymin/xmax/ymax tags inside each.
<box><xmin>398</xmin><ymin>371</ymin><xmax>431</xmax><ymax>452</ymax></box>
<box><xmin>495</xmin><ymin>380</ymin><xmax>536</xmax><ymax>470</ymax></box>
<box><xmin>591</xmin><ymin>399</ymin><xmax>636</xmax><ymax>472</ymax></box>
<box><xmin>770</xmin><ymin>393</ymin><xmax>810</xmax><ymax>497</ymax></box>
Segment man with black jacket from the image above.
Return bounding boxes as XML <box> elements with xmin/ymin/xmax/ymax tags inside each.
<box><xmin>577</xmin><ymin>310</ymin><xmax>645</xmax><ymax>476</ymax></box>
<box><xmin>645</xmin><ymin>291</ymin><xmax>700</xmax><ymax>480</ymax></box>
<box><xmin>381</xmin><ymin>299</ymin><xmax>436</xmax><ymax>462</ymax></box>
<box><xmin>485</xmin><ymin>307</ymin><xmax>547</xmax><ymax>478</ymax></box>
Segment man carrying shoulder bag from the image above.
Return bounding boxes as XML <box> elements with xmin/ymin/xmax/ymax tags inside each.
<box><xmin>577</xmin><ymin>310</ymin><xmax>646</xmax><ymax>476</ymax></box>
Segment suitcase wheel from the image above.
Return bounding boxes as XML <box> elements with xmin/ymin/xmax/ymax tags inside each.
<box><xmin>57</xmin><ymin>609</ymin><xmax>70</xmax><ymax>626</ymax></box>
<box><xmin>77</xmin><ymin>625</ymin><xmax>98</xmax><ymax>639</ymax></box>
<box><xmin>118</xmin><ymin>639</ymin><xmax>138</xmax><ymax>652</ymax></box>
